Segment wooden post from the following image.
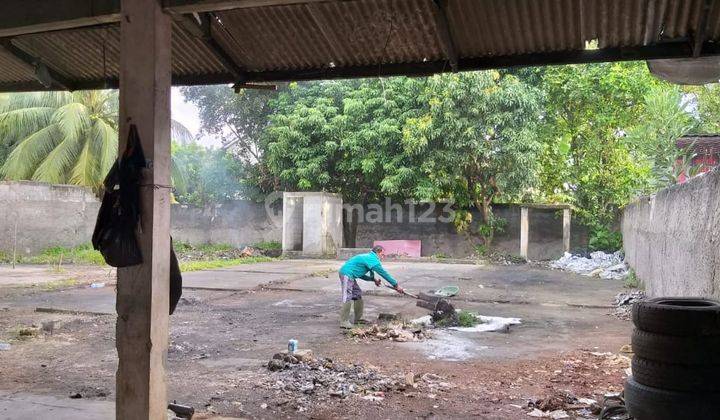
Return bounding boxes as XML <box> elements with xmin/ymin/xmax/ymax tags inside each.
<box><xmin>116</xmin><ymin>0</ymin><xmax>172</xmax><ymax>419</ymax></box>
<box><xmin>520</xmin><ymin>206</ymin><xmax>529</xmax><ymax>260</ymax></box>
<box><xmin>562</xmin><ymin>208</ymin><xmax>571</xmax><ymax>254</ymax></box>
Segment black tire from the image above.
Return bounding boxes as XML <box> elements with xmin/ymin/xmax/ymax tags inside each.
<box><xmin>625</xmin><ymin>376</ymin><xmax>720</xmax><ymax>420</ymax></box>
<box><xmin>632</xmin><ymin>297</ymin><xmax>720</xmax><ymax>336</ymax></box>
<box><xmin>632</xmin><ymin>329</ymin><xmax>720</xmax><ymax>364</ymax></box>
<box><xmin>632</xmin><ymin>356</ymin><xmax>720</xmax><ymax>392</ymax></box>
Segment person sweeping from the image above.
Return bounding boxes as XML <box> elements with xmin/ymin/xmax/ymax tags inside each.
<box><xmin>338</xmin><ymin>245</ymin><xmax>404</xmax><ymax>329</ymax></box>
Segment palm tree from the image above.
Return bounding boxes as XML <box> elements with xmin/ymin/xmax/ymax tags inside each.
<box><xmin>0</xmin><ymin>90</ymin><xmax>191</xmax><ymax>192</ymax></box>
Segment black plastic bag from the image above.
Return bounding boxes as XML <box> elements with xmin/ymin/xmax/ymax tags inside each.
<box><xmin>169</xmin><ymin>240</ymin><xmax>182</xmax><ymax>315</ymax></box>
<box><xmin>92</xmin><ymin>125</ymin><xmax>145</xmax><ymax>267</ymax></box>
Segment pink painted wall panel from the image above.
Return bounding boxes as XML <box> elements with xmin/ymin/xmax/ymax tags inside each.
<box><xmin>373</xmin><ymin>240</ymin><xmax>421</xmax><ymax>258</ymax></box>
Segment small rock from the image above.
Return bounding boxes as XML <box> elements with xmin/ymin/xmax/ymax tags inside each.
<box><xmin>267</xmin><ymin>359</ymin><xmax>285</xmax><ymax>371</ymax></box>
<box><xmin>260</xmin><ymin>403</ymin><xmax>268</xmax><ymax>409</ymax></box>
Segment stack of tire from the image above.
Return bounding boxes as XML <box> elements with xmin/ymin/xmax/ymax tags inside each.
<box><xmin>625</xmin><ymin>297</ymin><xmax>720</xmax><ymax>420</ymax></box>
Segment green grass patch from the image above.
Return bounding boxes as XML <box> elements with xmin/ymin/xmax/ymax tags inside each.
<box><xmin>41</xmin><ymin>277</ymin><xmax>79</xmax><ymax>291</ymax></box>
<box><xmin>253</xmin><ymin>240</ymin><xmax>281</xmax><ymax>251</ymax></box>
<box><xmin>179</xmin><ymin>256</ymin><xmax>273</xmax><ymax>272</ymax></box>
<box><xmin>173</xmin><ymin>241</ymin><xmax>235</xmax><ymax>254</ymax></box>
<box><xmin>23</xmin><ymin>244</ymin><xmax>105</xmax><ymax>266</ymax></box>
<box><xmin>457</xmin><ymin>310</ymin><xmax>479</xmax><ymax>327</ymax></box>
<box><xmin>624</xmin><ymin>270</ymin><xmax>640</xmax><ymax>289</ymax></box>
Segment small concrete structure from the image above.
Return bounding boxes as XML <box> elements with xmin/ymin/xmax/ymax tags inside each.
<box><xmin>519</xmin><ymin>204</ymin><xmax>572</xmax><ymax>260</ymax></box>
<box><xmin>282</xmin><ymin>192</ymin><xmax>343</xmax><ymax>257</ymax></box>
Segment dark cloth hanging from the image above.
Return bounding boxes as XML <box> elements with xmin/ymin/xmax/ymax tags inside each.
<box><xmin>92</xmin><ymin>124</ymin><xmax>144</xmax><ymax>267</ymax></box>
<box><xmin>169</xmin><ymin>239</ymin><xmax>182</xmax><ymax>315</ymax></box>
<box><xmin>92</xmin><ymin>124</ymin><xmax>183</xmax><ymax>315</ymax></box>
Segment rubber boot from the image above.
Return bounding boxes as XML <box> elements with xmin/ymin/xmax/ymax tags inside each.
<box><xmin>353</xmin><ymin>299</ymin><xmax>367</xmax><ymax>324</ymax></box>
<box><xmin>339</xmin><ymin>302</ymin><xmax>353</xmax><ymax>329</ymax></box>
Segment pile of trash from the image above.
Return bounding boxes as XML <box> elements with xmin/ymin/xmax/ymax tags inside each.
<box><xmin>550</xmin><ymin>251</ymin><xmax>629</xmax><ymax>280</ymax></box>
<box><xmin>264</xmin><ymin>350</ymin><xmax>450</xmax><ymax>412</ymax></box>
<box><xmin>611</xmin><ymin>290</ymin><xmax>646</xmax><ymax>320</ymax></box>
<box><xmin>526</xmin><ymin>392</ymin><xmax>601</xmax><ymax>419</ymax></box>
<box><xmin>349</xmin><ymin>323</ymin><xmax>428</xmax><ymax>342</ymax></box>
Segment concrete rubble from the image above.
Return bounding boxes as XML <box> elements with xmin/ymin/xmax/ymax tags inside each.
<box><xmin>526</xmin><ymin>391</ymin><xmax>600</xmax><ymax>419</ymax></box>
<box><xmin>264</xmin><ymin>350</ymin><xmax>451</xmax><ymax>412</ymax></box>
<box><xmin>611</xmin><ymin>290</ymin><xmax>646</xmax><ymax>320</ymax></box>
<box><xmin>550</xmin><ymin>251</ymin><xmax>628</xmax><ymax>280</ymax></box>
<box><xmin>349</xmin><ymin>323</ymin><xmax>428</xmax><ymax>342</ymax></box>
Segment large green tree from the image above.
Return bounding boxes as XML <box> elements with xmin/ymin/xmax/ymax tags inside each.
<box><xmin>265</xmin><ymin>79</ymin><xmax>424</xmax><ymax>245</ymax></box>
<box><xmin>181</xmin><ymin>85</ymin><xmax>280</xmax><ymax>193</ymax></box>
<box><xmin>527</xmin><ymin>62</ymin><xmax>666</xmax><ymax>249</ymax></box>
<box><xmin>402</xmin><ymin>71</ymin><xmax>542</xmax><ymax>246</ymax></box>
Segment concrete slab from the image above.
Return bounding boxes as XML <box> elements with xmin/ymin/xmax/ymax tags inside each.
<box><xmin>3</xmin><ymin>287</ymin><xmax>116</xmax><ymax>314</ymax></box>
<box><xmin>1</xmin><ymin>260</ymin><xmax>623</xmax><ymax>315</ymax></box>
<box><xmin>183</xmin><ymin>259</ymin><xmax>338</xmax><ymax>290</ymax></box>
<box><xmin>0</xmin><ymin>391</ymin><xmax>114</xmax><ymax>420</ymax></box>
<box><xmin>285</xmin><ymin>261</ymin><xmax>621</xmax><ymax>307</ymax></box>
<box><xmin>0</xmin><ymin>265</ymin><xmax>113</xmax><ymax>287</ymax></box>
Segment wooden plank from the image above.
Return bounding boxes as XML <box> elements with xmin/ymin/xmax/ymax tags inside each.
<box><xmin>562</xmin><ymin>208</ymin><xmax>571</xmax><ymax>254</ymax></box>
<box><xmin>520</xmin><ymin>207</ymin><xmax>529</xmax><ymax>260</ymax></box>
<box><xmin>116</xmin><ymin>0</ymin><xmax>172</xmax><ymax>418</ymax></box>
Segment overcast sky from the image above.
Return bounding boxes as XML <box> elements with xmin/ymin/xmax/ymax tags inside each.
<box><xmin>171</xmin><ymin>87</ymin><xmax>222</xmax><ymax>148</ymax></box>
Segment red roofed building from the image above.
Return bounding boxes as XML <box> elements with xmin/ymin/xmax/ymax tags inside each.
<box><xmin>676</xmin><ymin>135</ymin><xmax>720</xmax><ymax>184</ymax></box>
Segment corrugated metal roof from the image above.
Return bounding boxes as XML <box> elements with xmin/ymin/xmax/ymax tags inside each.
<box><xmin>677</xmin><ymin>134</ymin><xmax>720</xmax><ymax>154</ymax></box>
<box><xmin>0</xmin><ymin>0</ymin><xmax>719</xmax><ymax>91</ymax></box>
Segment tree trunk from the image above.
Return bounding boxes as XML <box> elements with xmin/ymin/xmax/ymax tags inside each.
<box><xmin>342</xmin><ymin>207</ymin><xmax>359</xmax><ymax>248</ymax></box>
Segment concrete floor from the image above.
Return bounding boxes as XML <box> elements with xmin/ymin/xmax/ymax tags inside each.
<box><xmin>0</xmin><ymin>259</ymin><xmax>632</xmax><ymax>419</ymax></box>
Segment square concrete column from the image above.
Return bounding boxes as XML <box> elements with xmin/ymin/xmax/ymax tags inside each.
<box><xmin>116</xmin><ymin>0</ymin><xmax>172</xmax><ymax>418</ymax></box>
<box><xmin>562</xmin><ymin>208</ymin><xmax>571</xmax><ymax>253</ymax></box>
<box><xmin>520</xmin><ymin>206</ymin><xmax>529</xmax><ymax>260</ymax></box>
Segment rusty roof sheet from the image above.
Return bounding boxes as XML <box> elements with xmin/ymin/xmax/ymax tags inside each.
<box><xmin>1</xmin><ymin>0</ymin><xmax>719</xmax><ymax>91</ymax></box>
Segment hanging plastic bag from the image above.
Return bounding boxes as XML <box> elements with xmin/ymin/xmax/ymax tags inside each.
<box><xmin>92</xmin><ymin>125</ymin><xmax>145</xmax><ymax>267</ymax></box>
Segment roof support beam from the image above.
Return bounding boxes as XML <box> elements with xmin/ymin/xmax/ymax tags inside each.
<box><xmin>0</xmin><ymin>40</ymin><xmax>72</xmax><ymax>90</ymax></box>
<box><xmin>177</xmin><ymin>13</ymin><xmax>247</xmax><ymax>81</ymax></box>
<box><xmin>0</xmin><ymin>0</ymin><xmax>120</xmax><ymax>37</ymax></box>
<box><xmin>235</xmin><ymin>40</ymin><xmax>720</xmax><ymax>83</ymax></box>
<box><xmin>163</xmin><ymin>0</ymin><xmax>331</xmax><ymax>14</ymax></box>
<box><xmin>0</xmin><ymin>0</ymin><xmax>331</xmax><ymax>37</ymax></box>
<box><xmin>430</xmin><ymin>0</ymin><xmax>458</xmax><ymax>72</ymax></box>
<box><xmin>692</xmin><ymin>0</ymin><xmax>715</xmax><ymax>57</ymax></box>
<box><xmin>1</xmin><ymin>40</ymin><xmax>720</xmax><ymax>92</ymax></box>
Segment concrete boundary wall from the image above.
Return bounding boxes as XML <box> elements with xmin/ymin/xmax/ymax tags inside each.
<box><xmin>0</xmin><ymin>181</ymin><xmax>100</xmax><ymax>255</ymax></box>
<box><xmin>622</xmin><ymin>168</ymin><xmax>720</xmax><ymax>298</ymax></box>
<box><xmin>1</xmin><ymin>181</ymin><xmax>587</xmax><ymax>259</ymax></box>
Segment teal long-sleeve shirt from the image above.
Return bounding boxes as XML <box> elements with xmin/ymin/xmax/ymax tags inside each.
<box><xmin>339</xmin><ymin>252</ymin><xmax>398</xmax><ymax>287</ymax></box>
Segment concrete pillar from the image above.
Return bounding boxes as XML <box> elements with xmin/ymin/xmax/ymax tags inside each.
<box><xmin>562</xmin><ymin>208</ymin><xmax>571</xmax><ymax>253</ymax></box>
<box><xmin>520</xmin><ymin>206</ymin><xmax>529</xmax><ymax>260</ymax></box>
<box><xmin>116</xmin><ymin>0</ymin><xmax>172</xmax><ymax>418</ymax></box>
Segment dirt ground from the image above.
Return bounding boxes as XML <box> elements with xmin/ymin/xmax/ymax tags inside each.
<box><xmin>0</xmin><ymin>259</ymin><xmax>633</xmax><ymax>419</ymax></box>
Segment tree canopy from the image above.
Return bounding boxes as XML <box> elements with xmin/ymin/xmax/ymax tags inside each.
<box><xmin>2</xmin><ymin>61</ymin><xmax>718</xmax><ymax>252</ymax></box>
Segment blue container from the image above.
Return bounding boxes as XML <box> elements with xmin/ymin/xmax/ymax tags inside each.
<box><xmin>288</xmin><ymin>339</ymin><xmax>298</xmax><ymax>354</ymax></box>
